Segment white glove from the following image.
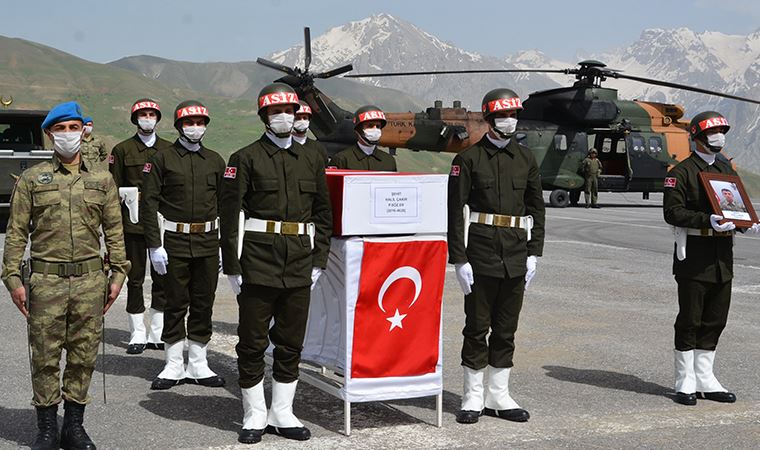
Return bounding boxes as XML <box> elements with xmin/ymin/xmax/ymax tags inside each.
<box><xmin>311</xmin><ymin>267</ymin><xmax>323</xmax><ymax>290</ymax></box>
<box><xmin>525</xmin><ymin>255</ymin><xmax>538</xmax><ymax>289</ymax></box>
<box><xmin>745</xmin><ymin>223</ymin><xmax>760</xmax><ymax>235</ymax></box>
<box><xmin>227</xmin><ymin>274</ymin><xmax>242</xmax><ymax>296</ymax></box>
<box><xmin>454</xmin><ymin>263</ymin><xmax>474</xmax><ymax>296</ymax></box>
<box><xmin>148</xmin><ymin>247</ymin><xmax>168</xmax><ymax>275</ymax></box>
<box><xmin>710</xmin><ymin>214</ymin><xmax>736</xmax><ymax>232</ymax></box>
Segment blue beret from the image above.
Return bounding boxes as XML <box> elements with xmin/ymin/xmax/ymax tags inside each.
<box><xmin>41</xmin><ymin>101</ymin><xmax>84</xmax><ymax>130</ymax></box>
<box><xmin>83</xmin><ymin>116</ymin><xmax>93</xmax><ymax>124</ymax></box>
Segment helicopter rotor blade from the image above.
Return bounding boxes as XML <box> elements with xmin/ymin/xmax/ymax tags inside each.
<box><xmin>611</xmin><ymin>72</ymin><xmax>760</xmax><ymax>105</ymax></box>
<box><xmin>345</xmin><ymin>68</ymin><xmax>569</xmax><ymax>78</ymax></box>
<box><xmin>315</xmin><ymin>63</ymin><xmax>355</xmax><ymax>79</ymax></box>
<box><xmin>304</xmin><ymin>27</ymin><xmax>312</xmax><ymax>73</ymax></box>
<box><xmin>256</xmin><ymin>57</ymin><xmax>297</xmax><ymax>76</ymax></box>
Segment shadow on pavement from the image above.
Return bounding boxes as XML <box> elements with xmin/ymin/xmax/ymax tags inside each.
<box><xmin>139</xmin><ymin>392</ymin><xmax>241</xmax><ymax>433</ymax></box>
<box><xmin>0</xmin><ymin>406</ymin><xmax>38</xmax><ymax>447</ymax></box>
<box><xmin>543</xmin><ymin>365</ymin><xmax>671</xmax><ymax>396</ymax></box>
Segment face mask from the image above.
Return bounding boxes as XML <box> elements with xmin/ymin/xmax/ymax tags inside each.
<box><xmin>52</xmin><ymin>131</ymin><xmax>82</xmax><ymax>158</ymax></box>
<box><xmin>138</xmin><ymin>118</ymin><xmax>157</xmax><ymax>133</ymax></box>
<box><xmin>182</xmin><ymin>125</ymin><xmax>206</xmax><ymax>143</ymax></box>
<box><xmin>83</xmin><ymin>125</ymin><xmax>93</xmax><ymax>135</ymax></box>
<box><xmin>706</xmin><ymin>133</ymin><xmax>725</xmax><ymax>151</ymax></box>
<box><xmin>293</xmin><ymin>119</ymin><xmax>310</xmax><ymax>133</ymax></box>
<box><xmin>268</xmin><ymin>113</ymin><xmax>295</xmax><ymax>136</ymax></box>
<box><xmin>493</xmin><ymin>117</ymin><xmax>518</xmax><ymax>137</ymax></box>
<box><xmin>363</xmin><ymin>128</ymin><xmax>382</xmax><ymax>144</ymax></box>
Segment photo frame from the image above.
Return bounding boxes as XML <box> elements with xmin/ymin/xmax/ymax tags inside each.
<box><xmin>698</xmin><ymin>172</ymin><xmax>758</xmax><ymax>228</ymax></box>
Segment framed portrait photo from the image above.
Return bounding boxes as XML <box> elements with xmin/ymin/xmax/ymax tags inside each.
<box><xmin>698</xmin><ymin>172</ymin><xmax>758</xmax><ymax>228</ymax></box>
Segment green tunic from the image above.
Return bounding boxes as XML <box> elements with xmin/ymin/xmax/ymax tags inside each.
<box><xmin>329</xmin><ymin>144</ymin><xmax>397</xmax><ymax>171</ymax></box>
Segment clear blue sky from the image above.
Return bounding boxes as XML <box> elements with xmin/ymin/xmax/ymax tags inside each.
<box><xmin>5</xmin><ymin>0</ymin><xmax>760</xmax><ymax>63</ymax></box>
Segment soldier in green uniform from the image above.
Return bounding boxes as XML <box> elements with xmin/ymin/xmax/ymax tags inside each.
<box><xmin>292</xmin><ymin>100</ymin><xmax>329</xmax><ymax>165</ymax></box>
<box><xmin>140</xmin><ymin>100</ymin><xmax>227</xmax><ymax>390</ymax></box>
<box><xmin>448</xmin><ymin>88</ymin><xmax>545</xmax><ymax>425</ymax></box>
<box><xmin>219</xmin><ymin>83</ymin><xmax>332</xmax><ymax>444</ymax></box>
<box><xmin>718</xmin><ymin>188</ymin><xmax>746</xmax><ymax>213</ymax></box>
<box><xmin>663</xmin><ymin>111</ymin><xmax>760</xmax><ymax>405</ymax></box>
<box><xmin>110</xmin><ymin>99</ymin><xmax>172</xmax><ymax>355</ymax></box>
<box><xmin>79</xmin><ymin>116</ymin><xmax>108</xmax><ymax>170</ymax></box>
<box><xmin>582</xmin><ymin>148</ymin><xmax>603</xmax><ymax>208</ymax></box>
<box><xmin>329</xmin><ymin>105</ymin><xmax>397</xmax><ymax>171</ymax></box>
<box><xmin>2</xmin><ymin>101</ymin><xmax>129</xmax><ymax>450</ymax></box>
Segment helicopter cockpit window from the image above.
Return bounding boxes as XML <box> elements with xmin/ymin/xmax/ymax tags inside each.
<box><xmin>554</xmin><ymin>134</ymin><xmax>567</xmax><ymax>151</ymax></box>
<box><xmin>601</xmin><ymin>137</ymin><xmax>612</xmax><ymax>153</ymax></box>
<box><xmin>631</xmin><ymin>135</ymin><xmax>645</xmax><ymax>152</ymax></box>
<box><xmin>648</xmin><ymin>136</ymin><xmax>663</xmax><ymax>153</ymax></box>
<box><xmin>617</xmin><ymin>137</ymin><xmax>627</xmax><ymax>154</ymax></box>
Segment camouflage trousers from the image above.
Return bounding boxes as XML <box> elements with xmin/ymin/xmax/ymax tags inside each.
<box><xmin>28</xmin><ymin>270</ymin><xmax>106</xmax><ymax>407</ymax></box>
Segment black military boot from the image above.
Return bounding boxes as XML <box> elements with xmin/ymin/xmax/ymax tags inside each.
<box><xmin>31</xmin><ymin>404</ymin><xmax>59</xmax><ymax>450</ymax></box>
<box><xmin>60</xmin><ymin>401</ymin><xmax>96</xmax><ymax>450</ymax></box>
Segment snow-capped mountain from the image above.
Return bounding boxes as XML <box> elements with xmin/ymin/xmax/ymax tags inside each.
<box><xmin>271</xmin><ymin>16</ymin><xmax>760</xmax><ymax>170</ymax></box>
<box><xmin>270</xmin><ymin>13</ymin><xmax>560</xmax><ymax>110</ymax></box>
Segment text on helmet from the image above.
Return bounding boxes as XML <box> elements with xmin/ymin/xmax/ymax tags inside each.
<box><xmin>484</xmin><ymin>97</ymin><xmax>522</xmax><ymax>113</ymax></box>
<box><xmin>259</xmin><ymin>92</ymin><xmax>299</xmax><ymax>108</ymax></box>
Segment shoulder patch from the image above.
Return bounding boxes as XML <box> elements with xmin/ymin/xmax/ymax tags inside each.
<box><xmin>143</xmin><ymin>162</ymin><xmax>152</xmax><ymax>173</ymax></box>
<box><xmin>223</xmin><ymin>166</ymin><xmax>237</xmax><ymax>179</ymax></box>
<box><xmin>37</xmin><ymin>172</ymin><xmax>53</xmax><ymax>184</ymax></box>
<box><xmin>450</xmin><ymin>165</ymin><xmax>460</xmax><ymax>176</ymax></box>
<box><xmin>664</xmin><ymin>177</ymin><xmax>677</xmax><ymax>188</ymax></box>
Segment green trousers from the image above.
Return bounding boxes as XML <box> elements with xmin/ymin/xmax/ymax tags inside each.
<box><xmin>161</xmin><ymin>254</ymin><xmax>219</xmax><ymax>345</ymax></box>
<box><xmin>29</xmin><ymin>270</ymin><xmax>106</xmax><ymax>407</ymax></box>
<box><xmin>674</xmin><ymin>277</ymin><xmax>732</xmax><ymax>351</ymax></box>
<box><xmin>584</xmin><ymin>176</ymin><xmax>599</xmax><ymax>206</ymax></box>
<box><xmin>124</xmin><ymin>233</ymin><xmax>166</xmax><ymax>314</ymax></box>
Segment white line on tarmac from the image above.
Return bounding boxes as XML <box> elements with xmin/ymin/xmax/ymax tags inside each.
<box><xmin>545</xmin><ymin>239</ymin><xmax>640</xmax><ymax>252</ymax></box>
<box><xmin>548</xmin><ymin>214</ymin><xmax>665</xmax><ymax>230</ymax></box>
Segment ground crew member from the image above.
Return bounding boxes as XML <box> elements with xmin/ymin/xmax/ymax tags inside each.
<box><xmin>219</xmin><ymin>83</ymin><xmax>332</xmax><ymax>444</ymax></box>
<box><xmin>329</xmin><ymin>105</ymin><xmax>396</xmax><ymax>171</ymax></box>
<box><xmin>292</xmin><ymin>100</ymin><xmax>329</xmax><ymax>165</ymax></box>
<box><xmin>140</xmin><ymin>100</ymin><xmax>227</xmax><ymax>390</ymax></box>
<box><xmin>2</xmin><ymin>101</ymin><xmax>129</xmax><ymax>450</ymax></box>
<box><xmin>582</xmin><ymin>148</ymin><xmax>603</xmax><ymax>208</ymax></box>
<box><xmin>663</xmin><ymin>111</ymin><xmax>760</xmax><ymax>405</ymax></box>
<box><xmin>110</xmin><ymin>99</ymin><xmax>172</xmax><ymax>355</ymax></box>
<box><xmin>80</xmin><ymin>116</ymin><xmax>108</xmax><ymax>170</ymax></box>
<box><xmin>448</xmin><ymin>88</ymin><xmax>545</xmax><ymax>425</ymax></box>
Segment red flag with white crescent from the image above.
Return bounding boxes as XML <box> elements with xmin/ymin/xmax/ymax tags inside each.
<box><xmin>351</xmin><ymin>240</ymin><xmax>447</xmax><ymax>378</ymax></box>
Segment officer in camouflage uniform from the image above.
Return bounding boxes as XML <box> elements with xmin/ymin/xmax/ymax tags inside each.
<box><xmin>448</xmin><ymin>88</ymin><xmax>545</xmax><ymax>425</ymax></box>
<box><xmin>220</xmin><ymin>83</ymin><xmax>332</xmax><ymax>444</ymax></box>
<box><xmin>110</xmin><ymin>99</ymin><xmax>172</xmax><ymax>355</ymax></box>
<box><xmin>582</xmin><ymin>148</ymin><xmax>603</xmax><ymax>208</ymax></box>
<box><xmin>329</xmin><ymin>105</ymin><xmax>397</xmax><ymax>171</ymax></box>
<box><xmin>141</xmin><ymin>100</ymin><xmax>227</xmax><ymax>391</ymax></box>
<box><xmin>663</xmin><ymin>111</ymin><xmax>760</xmax><ymax>406</ymax></box>
<box><xmin>291</xmin><ymin>100</ymin><xmax>329</xmax><ymax>165</ymax></box>
<box><xmin>2</xmin><ymin>101</ymin><xmax>129</xmax><ymax>450</ymax></box>
<box><xmin>718</xmin><ymin>188</ymin><xmax>745</xmax><ymax>213</ymax></box>
<box><xmin>80</xmin><ymin>116</ymin><xmax>108</xmax><ymax>170</ymax></box>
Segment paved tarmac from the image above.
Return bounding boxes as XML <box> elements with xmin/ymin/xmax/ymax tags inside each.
<box><xmin>1</xmin><ymin>192</ymin><xmax>759</xmax><ymax>449</ymax></box>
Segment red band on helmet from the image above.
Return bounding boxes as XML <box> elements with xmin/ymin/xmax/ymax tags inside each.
<box><xmin>176</xmin><ymin>106</ymin><xmax>209</xmax><ymax>120</ymax></box>
<box><xmin>132</xmin><ymin>101</ymin><xmax>160</xmax><ymax>113</ymax></box>
<box><xmin>698</xmin><ymin>117</ymin><xmax>729</xmax><ymax>131</ymax></box>
<box><xmin>355</xmin><ymin>110</ymin><xmax>386</xmax><ymax>123</ymax></box>
<box><xmin>259</xmin><ymin>92</ymin><xmax>299</xmax><ymax>108</ymax></box>
<box><xmin>483</xmin><ymin>97</ymin><xmax>522</xmax><ymax>113</ymax></box>
<box><xmin>298</xmin><ymin>104</ymin><xmax>312</xmax><ymax>115</ymax></box>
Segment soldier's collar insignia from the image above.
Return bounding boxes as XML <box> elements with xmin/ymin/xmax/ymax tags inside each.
<box><xmin>37</xmin><ymin>172</ymin><xmax>53</xmax><ymax>184</ymax></box>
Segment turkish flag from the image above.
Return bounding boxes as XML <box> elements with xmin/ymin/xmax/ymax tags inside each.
<box><xmin>351</xmin><ymin>240</ymin><xmax>447</xmax><ymax>378</ymax></box>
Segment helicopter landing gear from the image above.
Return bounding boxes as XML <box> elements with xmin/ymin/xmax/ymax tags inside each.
<box><xmin>549</xmin><ymin>189</ymin><xmax>570</xmax><ymax>208</ymax></box>
<box><xmin>569</xmin><ymin>190</ymin><xmax>581</xmax><ymax>207</ymax></box>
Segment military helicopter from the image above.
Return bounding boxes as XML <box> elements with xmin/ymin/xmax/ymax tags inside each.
<box><xmin>257</xmin><ymin>28</ymin><xmax>760</xmax><ymax>207</ymax></box>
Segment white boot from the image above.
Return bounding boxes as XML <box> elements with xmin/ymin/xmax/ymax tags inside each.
<box><xmin>242</xmin><ymin>380</ymin><xmax>267</xmax><ymax>430</ymax></box>
<box><xmin>127</xmin><ymin>313</ymin><xmax>147</xmax><ymax>345</ymax></box>
<box><xmin>461</xmin><ymin>366</ymin><xmax>485</xmax><ymax>412</ymax></box>
<box><xmin>186</xmin><ymin>340</ymin><xmax>218</xmax><ymax>379</ymax></box>
<box><xmin>147</xmin><ymin>308</ymin><xmax>164</xmax><ymax>346</ymax></box>
<box><xmin>674</xmin><ymin>349</ymin><xmax>696</xmax><ymax>393</ymax></box>
<box><xmin>484</xmin><ymin>366</ymin><xmax>521</xmax><ymax>410</ymax></box>
<box><xmin>268</xmin><ymin>380</ymin><xmax>304</xmax><ymax>428</ymax></box>
<box><xmin>157</xmin><ymin>340</ymin><xmax>186</xmax><ymax>380</ymax></box>
<box><xmin>694</xmin><ymin>350</ymin><xmax>726</xmax><ymax>392</ymax></box>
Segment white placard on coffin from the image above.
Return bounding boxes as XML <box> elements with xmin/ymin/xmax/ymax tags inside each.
<box><xmin>302</xmin><ymin>235</ymin><xmax>446</xmax><ymax>403</ymax></box>
<box><xmin>326</xmin><ymin>170</ymin><xmax>448</xmax><ymax>236</ymax></box>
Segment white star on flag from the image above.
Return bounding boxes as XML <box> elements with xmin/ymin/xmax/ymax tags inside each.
<box><xmin>386</xmin><ymin>308</ymin><xmax>407</xmax><ymax>331</ymax></box>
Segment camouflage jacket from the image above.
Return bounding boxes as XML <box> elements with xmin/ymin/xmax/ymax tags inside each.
<box><xmin>2</xmin><ymin>155</ymin><xmax>130</xmax><ymax>291</ymax></box>
<box><xmin>80</xmin><ymin>134</ymin><xmax>108</xmax><ymax>171</ymax></box>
